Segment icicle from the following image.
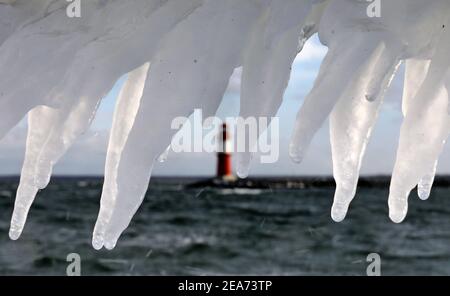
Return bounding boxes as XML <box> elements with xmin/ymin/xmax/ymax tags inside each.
<box><xmin>417</xmin><ymin>162</ymin><xmax>437</xmax><ymax>201</ymax></box>
<box><xmin>9</xmin><ymin>106</ymin><xmax>59</xmax><ymax>240</ymax></box>
<box><xmin>9</xmin><ymin>0</ymin><xmax>207</xmax><ymax>242</ymax></box>
<box><xmin>289</xmin><ymin>35</ymin><xmax>383</xmax><ymax>163</ymax></box>
<box><xmin>5</xmin><ymin>0</ymin><xmax>450</xmax><ymax>247</ymax></box>
<box><xmin>9</xmin><ymin>94</ymin><xmax>102</xmax><ymax>239</ymax></box>
<box><xmin>92</xmin><ymin>63</ymin><xmax>150</xmax><ymax>250</ymax></box>
<box><xmin>389</xmin><ymin>24</ymin><xmax>450</xmax><ymax>223</ymax></box>
<box><xmin>389</xmin><ymin>83</ymin><xmax>449</xmax><ymax>222</ymax></box>
<box><xmin>99</xmin><ymin>1</ymin><xmax>270</xmax><ymax>249</ymax></box>
<box><xmin>32</xmin><ymin>0</ymin><xmax>207</xmax><ymax>181</ymax></box>
<box><xmin>236</xmin><ymin>0</ymin><xmax>324</xmax><ymax>178</ymax></box>
<box><xmin>330</xmin><ymin>42</ymin><xmax>401</xmax><ymax>222</ymax></box>
<box><xmin>402</xmin><ymin>59</ymin><xmax>440</xmax><ymax>201</ymax></box>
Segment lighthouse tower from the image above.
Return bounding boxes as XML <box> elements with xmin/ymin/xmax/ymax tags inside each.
<box><xmin>217</xmin><ymin>123</ymin><xmax>235</xmax><ymax>180</ymax></box>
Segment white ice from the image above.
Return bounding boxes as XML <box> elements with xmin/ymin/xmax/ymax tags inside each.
<box><xmin>2</xmin><ymin>0</ymin><xmax>450</xmax><ymax>249</ymax></box>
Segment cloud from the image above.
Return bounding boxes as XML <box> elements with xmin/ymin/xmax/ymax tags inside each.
<box><xmin>294</xmin><ymin>36</ymin><xmax>328</xmax><ymax>63</ymax></box>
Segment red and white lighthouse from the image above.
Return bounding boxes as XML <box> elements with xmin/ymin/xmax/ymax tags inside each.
<box><xmin>217</xmin><ymin>123</ymin><xmax>234</xmax><ymax>179</ymax></box>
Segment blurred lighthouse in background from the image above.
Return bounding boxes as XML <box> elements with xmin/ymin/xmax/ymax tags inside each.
<box><xmin>188</xmin><ymin>122</ymin><xmax>273</xmax><ymax>189</ymax></box>
<box><xmin>217</xmin><ymin>123</ymin><xmax>235</xmax><ymax>181</ymax></box>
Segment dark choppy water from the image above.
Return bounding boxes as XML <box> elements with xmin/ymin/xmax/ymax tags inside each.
<box><xmin>1</xmin><ymin>177</ymin><xmax>450</xmax><ymax>276</ymax></box>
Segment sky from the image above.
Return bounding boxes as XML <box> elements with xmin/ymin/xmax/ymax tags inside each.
<box><xmin>2</xmin><ymin>34</ymin><xmax>450</xmax><ymax>177</ymax></box>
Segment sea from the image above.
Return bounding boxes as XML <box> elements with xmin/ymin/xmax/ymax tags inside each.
<box><xmin>0</xmin><ymin>176</ymin><xmax>450</xmax><ymax>276</ymax></box>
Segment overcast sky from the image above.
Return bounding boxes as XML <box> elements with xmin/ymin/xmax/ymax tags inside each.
<box><xmin>2</xmin><ymin>35</ymin><xmax>450</xmax><ymax>177</ymax></box>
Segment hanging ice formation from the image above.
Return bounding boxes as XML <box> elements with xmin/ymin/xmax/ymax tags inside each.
<box><xmin>2</xmin><ymin>0</ymin><xmax>450</xmax><ymax>249</ymax></box>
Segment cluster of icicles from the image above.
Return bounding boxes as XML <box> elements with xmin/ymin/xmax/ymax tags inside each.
<box><xmin>1</xmin><ymin>0</ymin><xmax>450</xmax><ymax>249</ymax></box>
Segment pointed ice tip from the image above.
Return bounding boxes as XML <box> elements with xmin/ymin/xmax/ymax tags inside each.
<box><xmin>389</xmin><ymin>211</ymin><xmax>406</xmax><ymax>224</ymax></box>
<box><xmin>92</xmin><ymin>238</ymin><xmax>104</xmax><ymax>250</ymax></box>
<box><xmin>418</xmin><ymin>192</ymin><xmax>430</xmax><ymax>201</ymax></box>
<box><xmin>9</xmin><ymin>229</ymin><xmax>22</xmax><ymax>241</ymax></box>
<box><xmin>104</xmin><ymin>240</ymin><xmax>118</xmax><ymax>251</ymax></box>
<box><xmin>289</xmin><ymin>149</ymin><xmax>304</xmax><ymax>164</ymax></box>
<box><xmin>417</xmin><ymin>187</ymin><xmax>431</xmax><ymax>201</ymax></box>
<box><xmin>236</xmin><ymin>167</ymin><xmax>249</xmax><ymax>179</ymax></box>
<box><xmin>236</xmin><ymin>152</ymin><xmax>252</xmax><ymax>179</ymax></box>
<box><xmin>331</xmin><ymin>204</ymin><xmax>348</xmax><ymax>222</ymax></box>
<box><xmin>331</xmin><ymin>211</ymin><xmax>346</xmax><ymax>223</ymax></box>
<box><xmin>236</xmin><ymin>171</ymin><xmax>249</xmax><ymax>179</ymax></box>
